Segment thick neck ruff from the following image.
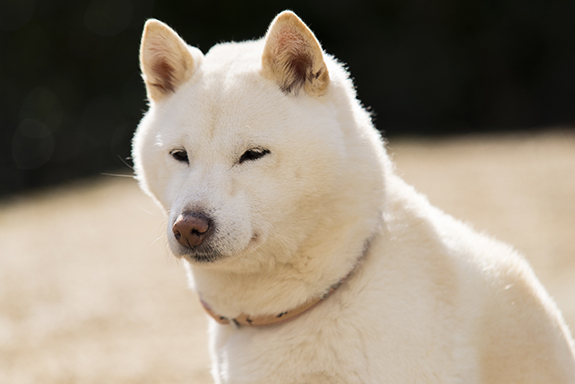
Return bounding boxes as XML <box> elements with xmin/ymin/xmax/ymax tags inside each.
<box><xmin>199</xmin><ymin>241</ymin><xmax>371</xmax><ymax>328</ymax></box>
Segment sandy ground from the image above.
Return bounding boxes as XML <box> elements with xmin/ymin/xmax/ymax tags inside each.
<box><xmin>1</xmin><ymin>131</ymin><xmax>574</xmax><ymax>383</ymax></box>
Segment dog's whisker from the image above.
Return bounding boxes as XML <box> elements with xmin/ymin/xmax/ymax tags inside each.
<box><xmin>101</xmin><ymin>173</ymin><xmax>134</xmax><ymax>178</ymax></box>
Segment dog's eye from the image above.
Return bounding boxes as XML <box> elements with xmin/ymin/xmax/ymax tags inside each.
<box><xmin>170</xmin><ymin>149</ymin><xmax>189</xmax><ymax>163</ymax></box>
<box><xmin>239</xmin><ymin>148</ymin><xmax>270</xmax><ymax>164</ymax></box>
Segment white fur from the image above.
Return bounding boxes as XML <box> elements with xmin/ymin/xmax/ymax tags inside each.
<box><xmin>133</xmin><ymin>11</ymin><xmax>575</xmax><ymax>383</ymax></box>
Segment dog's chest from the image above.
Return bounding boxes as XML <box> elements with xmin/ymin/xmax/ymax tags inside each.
<box><xmin>209</xmin><ymin>312</ymin><xmax>371</xmax><ymax>383</ymax></box>
<box><xmin>207</xmin><ymin>258</ymin><xmax>460</xmax><ymax>384</ymax></box>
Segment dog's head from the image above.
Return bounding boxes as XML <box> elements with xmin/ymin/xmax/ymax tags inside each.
<box><xmin>132</xmin><ymin>11</ymin><xmax>387</xmax><ymax>270</ymax></box>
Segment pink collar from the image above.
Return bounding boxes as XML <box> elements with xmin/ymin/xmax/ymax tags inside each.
<box><xmin>199</xmin><ymin>244</ymin><xmax>370</xmax><ymax>328</ymax></box>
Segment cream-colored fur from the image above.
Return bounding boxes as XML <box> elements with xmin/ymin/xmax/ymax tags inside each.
<box><xmin>133</xmin><ymin>11</ymin><xmax>575</xmax><ymax>383</ymax></box>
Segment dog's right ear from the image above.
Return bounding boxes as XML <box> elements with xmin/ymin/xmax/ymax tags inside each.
<box><xmin>140</xmin><ymin>19</ymin><xmax>202</xmax><ymax>102</ymax></box>
<box><xmin>262</xmin><ymin>11</ymin><xmax>330</xmax><ymax>97</ymax></box>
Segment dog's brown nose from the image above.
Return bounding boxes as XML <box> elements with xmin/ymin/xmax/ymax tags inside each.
<box><xmin>172</xmin><ymin>211</ymin><xmax>213</xmax><ymax>248</ymax></box>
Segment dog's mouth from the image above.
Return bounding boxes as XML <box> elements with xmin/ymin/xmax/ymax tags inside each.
<box><xmin>187</xmin><ymin>247</ymin><xmax>223</xmax><ymax>263</ymax></box>
<box><xmin>171</xmin><ymin>231</ymin><xmax>262</xmax><ymax>265</ymax></box>
<box><xmin>171</xmin><ymin>242</ymin><xmax>223</xmax><ymax>263</ymax></box>
<box><xmin>167</xmin><ymin>209</ymin><xmax>264</xmax><ymax>265</ymax></box>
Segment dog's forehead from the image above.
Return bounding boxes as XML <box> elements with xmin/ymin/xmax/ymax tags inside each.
<box><xmin>202</xmin><ymin>40</ymin><xmax>264</xmax><ymax>74</ymax></box>
<box><xmin>163</xmin><ymin>43</ymin><xmax>285</xmax><ymax>139</ymax></box>
<box><xmin>197</xmin><ymin>44</ymin><xmax>272</xmax><ymax>104</ymax></box>
<box><xmin>156</xmin><ymin>39</ymin><xmax>334</xmax><ymax>152</ymax></box>
<box><xmin>157</xmin><ymin>85</ymin><xmax>279</xmax><ymax>155</ymax></box>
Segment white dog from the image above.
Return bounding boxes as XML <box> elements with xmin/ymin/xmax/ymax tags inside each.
<box><xmin>132</xmin><ymin>10</ymin><xmax>575</xmax><ymax>383</ymax></box>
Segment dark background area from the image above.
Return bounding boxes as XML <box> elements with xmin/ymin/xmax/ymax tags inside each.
<box><xmin>1</xmin><ymin>0</ymin><xmax>574</xmax><ymax>197</ymax></box>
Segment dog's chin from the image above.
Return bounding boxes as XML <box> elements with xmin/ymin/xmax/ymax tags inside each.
<box><xmin>169</xmin><ymin>232</ymin><xmax>264</xmax><ymax>267</ymax></box>
<box><xmin>185</xmin><ymin>251</ymin><xmax>225</xmax><ymax>264</ymax></box>
<box><xmin>170</xmin><ymin>244</ymin><xmax>226</xmax><ymax>265</ymax></box>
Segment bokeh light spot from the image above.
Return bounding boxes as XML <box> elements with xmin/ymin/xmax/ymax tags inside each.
<box><xmin>12</xmin><ymin>119</ymin><xmax>55</xmax><ymax>170</ymax></box>
<box><xmin>84</xmin><ymin>0</ymin><xmax>133</xmax><ymax>37</ymax></box>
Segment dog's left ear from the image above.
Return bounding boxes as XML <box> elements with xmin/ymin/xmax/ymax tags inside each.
<box><xmin>262</xmin><ymin>11</ymin><xmax>330</xmax><ymax>97</ymax></box>
<box><xmin>140</xmin><ymin>19</ymin><xmax>202</xmax><ymax>102</ymax></box>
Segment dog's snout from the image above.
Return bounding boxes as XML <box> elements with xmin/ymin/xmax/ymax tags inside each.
<box><xmin>172</xmin><ymin>211</ymin><xmax>214</xmax><ymax>248</ymax></box>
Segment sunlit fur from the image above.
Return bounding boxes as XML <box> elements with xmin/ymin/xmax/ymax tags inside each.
<box><xmin>133</xmin><ymin>11</ymin><xmax>575</xmax><ymax>383</ymax></box>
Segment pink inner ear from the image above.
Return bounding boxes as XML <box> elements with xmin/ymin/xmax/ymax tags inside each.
<box><xmin>150</xmin><ymin>58</ymin><xmax>176</xmax><ymax>93</ymax></box>
<box><xmin>276</xmin><ymin>26</ymin><xmax>306</xmax><ymax>52</ymax></box>
<box><xmin>274</xmin><ymin>26</ymin><xmax>313</xmax><ymax>93</ymax></box>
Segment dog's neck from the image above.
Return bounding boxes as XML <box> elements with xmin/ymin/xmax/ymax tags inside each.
<box><xmin>199</xmin><ymin>245</ymin><xmax>368</xmax><ymax>327</ymax></box>
<box><xmin>187</xmin><ymin>225</ymin><xmax>378</xmax><ymax>325</ymax></box>
<box><xmin>186</xmin><ymin>162</ymin><xmax>389</xmax><ymax>326</ymax></box>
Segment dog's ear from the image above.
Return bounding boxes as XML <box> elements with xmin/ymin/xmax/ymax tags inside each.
<box><xmin>140</xmin><ymin>19</ymin><xmax>202</xmax><ymax>102</ymax></box>
<box><xmin>262</xmin><ymin>11</ymin><xmax>330</xmax><ymax>97</ymax></box>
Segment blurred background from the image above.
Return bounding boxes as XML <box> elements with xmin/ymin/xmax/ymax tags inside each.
<box><xmin>1</xmin><ymin>0</ymin><xmax>575</xmax><ymax>196</ymax></box>
<box><xmin>1</xmin><ymin>1</ymin><xmax>575</xmax><ymax>383</ymax></box>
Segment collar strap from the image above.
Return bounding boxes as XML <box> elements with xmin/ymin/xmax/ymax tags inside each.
<box><xmin>199</xmin><ymin>246</ymin><xmax>369</xmax><ymax>328</ymax></box>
